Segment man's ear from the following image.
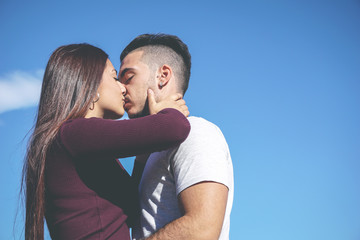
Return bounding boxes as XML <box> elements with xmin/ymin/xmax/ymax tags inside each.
<box><xmin>157</xmin><ymin>64</ymin><xmax>172</xmax><ymax>89</ymax></box>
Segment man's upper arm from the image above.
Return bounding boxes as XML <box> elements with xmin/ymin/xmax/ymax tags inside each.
<box><xmin>144</xmin><ymin>118</ymin><xmax>233</xmax><ymax>240</ymax></box>
<box><xmin>172</xmin><ymin>117</ymin><xmax>232</xmax><ymax>197</ymax></box>
<box><xmin>172</xmin><ymin>117</ymin><xmax>233</xmax><ymax>238</ymax></box>
<box><xmin>178</xmin><ymin>181</ymin><xmax>229</xmax><ymax>239</ymax></box>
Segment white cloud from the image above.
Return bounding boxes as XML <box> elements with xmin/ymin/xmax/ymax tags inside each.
<box><xmin>0</xmin><ymin>70</ymin><xmax>43</xmax><ymax>114</ymax></box>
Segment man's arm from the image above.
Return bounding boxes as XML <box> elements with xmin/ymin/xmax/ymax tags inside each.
<box><xmin>146</xmin><ymin>181</ymin><xmax>228</xmax><ymax>240</ymax></box>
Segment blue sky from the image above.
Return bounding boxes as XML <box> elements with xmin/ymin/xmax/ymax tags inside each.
<box><xmin>1</xmin><ymin>1</ymin><xmax>360</xmax><ymax>239</ymax></box>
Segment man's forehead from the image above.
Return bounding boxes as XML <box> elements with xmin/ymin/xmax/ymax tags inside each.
<box><xmin>119</xmin><ymin>50</ymin><xmax>145</xmax><ymax>73</ymax></box>
<box><xmin>121</xmin><ymin>50</ymin><xmax>144</xmax><ymax>65</ymax></box>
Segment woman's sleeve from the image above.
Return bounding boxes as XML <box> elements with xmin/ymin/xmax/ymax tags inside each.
<box><xmin>59</xmin><ymin>108</ymin><xmax>190</xmax><ymax>159</ymax></box>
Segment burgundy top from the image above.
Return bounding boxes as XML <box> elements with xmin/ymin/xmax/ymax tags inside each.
<box><xmin>45</xmin><ymin>109</ymin><xmax>190</xmax><ymax>240</ymax></box>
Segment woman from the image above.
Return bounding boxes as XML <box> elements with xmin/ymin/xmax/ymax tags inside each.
<box><xmin>22</xmin><ymin>43</ymin><xmax>190</xmax><ymax>240</ymax></box>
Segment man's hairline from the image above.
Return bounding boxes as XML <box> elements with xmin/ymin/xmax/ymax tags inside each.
<box><xmin>122</xmin><ymin>46</ymin><xmax>185</xmax><ymax>94</ymax></box>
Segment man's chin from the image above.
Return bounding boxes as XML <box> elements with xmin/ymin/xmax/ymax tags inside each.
<box><xmin>127</xmin><ymin>107</ymin><xmax>149</xmax><ymax>119</ymax></box>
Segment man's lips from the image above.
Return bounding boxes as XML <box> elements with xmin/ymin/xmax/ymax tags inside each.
<box><xmin>124</xmin><ymin>98</ymin><xmax>131</xmax><ymax>109</ymax></box>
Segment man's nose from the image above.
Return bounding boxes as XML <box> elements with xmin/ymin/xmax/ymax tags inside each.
<box><xmin>120</xmin><ymin>83</ymin><xmax>127</xmax><ymax>95</ymax></box>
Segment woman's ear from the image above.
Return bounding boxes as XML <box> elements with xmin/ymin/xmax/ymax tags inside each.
<box><xmin>157</xmin><ymin>64</ymin><xmax>172</xmax><ymax>88</ymax></box>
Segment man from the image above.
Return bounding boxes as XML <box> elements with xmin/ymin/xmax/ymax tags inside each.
<box><xmin>119</xmin><ymin>34</ymin><xmax>234</xmax><ymax>240</ymax></box>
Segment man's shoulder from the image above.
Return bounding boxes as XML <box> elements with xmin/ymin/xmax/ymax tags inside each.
<box><xmin>181</xmin><ymin>116</ymin><xmax>227</xmax><ymax>147</ymax></box>
<box><xmin>187</xmin><ymin>116</ymin><xmax>221</xmax><ymax>133</ymax></box>
<box><xmin>171</xmin><ymin>116</ymin><xmax>233</xmax><ymax>194</ymax></box>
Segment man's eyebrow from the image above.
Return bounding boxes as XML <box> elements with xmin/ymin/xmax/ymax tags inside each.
<box><xmin>120</xmin><ymin>68</ymin><xmax>133</xmax><ymax>78</ymax></box>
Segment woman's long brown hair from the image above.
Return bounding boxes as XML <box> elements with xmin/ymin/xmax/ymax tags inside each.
<box><xmin>21</xmin><ymin>43</ymin><xmax>108</xmax><ymax>239</ymax></box>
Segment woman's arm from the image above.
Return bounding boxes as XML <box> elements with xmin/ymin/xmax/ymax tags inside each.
<box><xmin>59</xmin><ymin>108</ymin><xmax>190</xmax><ymax>159</ymax></box>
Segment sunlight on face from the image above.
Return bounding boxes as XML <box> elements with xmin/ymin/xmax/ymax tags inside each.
<box><xmin>86</xmin><ymin>59</ymin><xmax>126</xmax><ymax>119</ymax></box>
<box><xmin>119</xmin><ymin>51</ymin><xmax>155</xmax><ymax>118</ymax></box>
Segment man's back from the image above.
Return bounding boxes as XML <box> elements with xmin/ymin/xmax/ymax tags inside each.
<box><xmin>133</xmin><ymin>116</ymin><xmax>234</xmax><ymax>240</ymax></box>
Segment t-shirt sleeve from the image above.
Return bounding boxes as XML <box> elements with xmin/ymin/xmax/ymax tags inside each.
<box><xmin>59</xmin><ymin>108</ymin><xmax>190</xmax><ymax>159</ymax></box>
<box><xmin>171</xmin><ymin>117</ymin><xmax>232</xmax><ymax>195</ymax></box>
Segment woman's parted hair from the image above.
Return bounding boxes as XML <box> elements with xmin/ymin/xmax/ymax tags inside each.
<box><xmin>22</xmin><ymin>43</ymin><xmax>108</xmax><ymax>240</ymax></box>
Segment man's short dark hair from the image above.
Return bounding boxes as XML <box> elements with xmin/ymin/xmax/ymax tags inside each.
<box><xmin>120</xmin><ymin>33</ymin><xmax>191</xmax><ymax>94</ymax></box>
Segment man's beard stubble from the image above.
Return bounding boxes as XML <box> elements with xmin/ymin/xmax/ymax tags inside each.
<box><xmin>128</xmin><ymin>75</ymin><xmax>155</xmax><ymax>119</ymax></box>
<box><xmin>128</xmin><ymin>98</ymin><xmax>150</xmax><ymax>119</ymax></box>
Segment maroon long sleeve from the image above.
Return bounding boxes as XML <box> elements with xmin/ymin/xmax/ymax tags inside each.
<box><xmin>45</xmin><ymin>109</ymin><xmax>190</xmax><ymax>240</ymax></box>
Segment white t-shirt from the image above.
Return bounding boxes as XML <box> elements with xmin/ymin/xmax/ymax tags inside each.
<box><xmin>132</xmin><ymin>116</ymin><xmax>234</xmax><ymax>240</ymax></box>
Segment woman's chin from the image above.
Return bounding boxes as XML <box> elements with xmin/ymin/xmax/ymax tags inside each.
<box><xmin>104</xmin><ymin>111</ymin><xmax>124</xmax><ymax>120</ymax></box>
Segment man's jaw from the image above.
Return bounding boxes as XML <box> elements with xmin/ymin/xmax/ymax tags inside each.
<box><xmin>126</xmin><ymin>101</ymin><xmax>150</xmax><ymax>119</ymax></box>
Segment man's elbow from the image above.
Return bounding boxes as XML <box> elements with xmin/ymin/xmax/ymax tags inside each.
<box><xmin>188</xmin><ymin>217</ymin><xmax>222</xmax><ymax>240</ymax></box>
<box><xmin>195</xmin><ymin>231</ymin><xmax>221</xmax><ymax>240</ymax></box>
<box><xmin>198</xmin><ymin>226</ymin><xmax>222</xmax><ymax>240</ymax></box>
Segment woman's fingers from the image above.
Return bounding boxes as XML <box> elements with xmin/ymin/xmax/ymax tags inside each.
<box><xmin>170</xmin><ymin>93</ymin><xmax>183</xmax><ymax>101</ymax></box>
<box><xmin>176</xmin><ymin>99</ymin><xmax>186</xmax><ymax>106</ymax></box>
<box><xmin>147</xmin><ymin>89</ymin><xmax>158</xmax><ymax>115</ymax></box>
<box><xmin>179</xmin><ymin>104</ymin><xmax>189</xmax><ymax>117</ymax></box>
<box><xmin>147</xmin><ymin>91</ymin><xmax>189</xmax><ymax>116</ymax></box>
